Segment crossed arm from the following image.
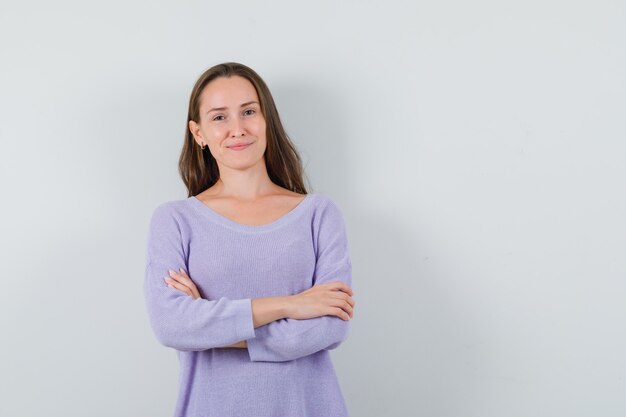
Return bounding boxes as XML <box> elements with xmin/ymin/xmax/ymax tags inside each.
<box><xmin>144</xmin><ymin>200</ymin><xmax>354</xmax><ymax>361</ymax></box>
<box><xmin>164</xmin><ymin>268</ymin><xmax>354</xmax><ymax>350</ymax></box>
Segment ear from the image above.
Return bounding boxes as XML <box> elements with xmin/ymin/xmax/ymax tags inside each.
<box><xmin>188</xmin><ymin>120</ymin><xmax>204</xmax><ymax>146</ymax></box>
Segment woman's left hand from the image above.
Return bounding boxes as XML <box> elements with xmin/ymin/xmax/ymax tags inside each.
<box><xmin>164</xmin><ymin>268</ymin><xmax>203</xmax><ymax>300</ymax></box>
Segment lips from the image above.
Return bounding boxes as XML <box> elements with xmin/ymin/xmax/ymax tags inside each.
<box><xmin>227</xmin><ymin>142</ymin><xmax>251</xmax><ymax>148</ymax></box>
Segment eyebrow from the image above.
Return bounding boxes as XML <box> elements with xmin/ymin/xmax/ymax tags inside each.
<box><xmin>205</xmin><ymin>101</ymin><xmax>259</xmax><ymax>115</ymax></box>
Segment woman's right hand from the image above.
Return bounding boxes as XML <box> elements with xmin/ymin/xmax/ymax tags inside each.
<box><xmin>286</xmin><ymin>281</ymin><xmax>355</xmax><ymax>321</ymax></box>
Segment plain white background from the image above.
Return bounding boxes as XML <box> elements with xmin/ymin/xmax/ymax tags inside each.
<box><xmin>1</xmin><ymin>1</ymin><xmax>625</xmax><ymax>416</ymax></box>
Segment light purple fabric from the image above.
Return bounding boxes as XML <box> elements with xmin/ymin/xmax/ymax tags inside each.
<box><xmin>143</xmin><ymin>192</ymin><xmax>352</xmax><ymax>417</ymax></box>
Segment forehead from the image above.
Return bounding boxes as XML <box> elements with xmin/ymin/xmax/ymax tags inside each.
<box><xmin>199</xmin><ymin>75</ymin><xmax>259</xmax><ymax>108</ymax></box>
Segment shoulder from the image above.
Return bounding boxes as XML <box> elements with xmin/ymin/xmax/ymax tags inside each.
<box><xmin>309</xmin><ymin>192</ymin><xmax>348</xmax><ymax>226</ymax></box>
<box><xmin>311</xmin><ymin>192</ymin><xmax>344</xmax><ymax>211</ymax></box>
<box><xmin>148</xmin><ymin>198</ymin><xmax>194</xmax><ymax>228</ymax></box>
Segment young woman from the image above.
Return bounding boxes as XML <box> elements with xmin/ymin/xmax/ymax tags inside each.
<box><xmin>143</xmin><ymin>62</ymin><xmax>356</xmax><ymax>417</ymax></box>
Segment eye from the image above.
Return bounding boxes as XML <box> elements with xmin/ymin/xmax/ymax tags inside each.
<box><xmin>212</xmin><ymin>115</ymin><xmax>225</xmax><ymax>121</ymax></box>
<box><xmin>243</xmin><ymin>109</ymin><xmax>256</xmax><ymax>116</ymax></box>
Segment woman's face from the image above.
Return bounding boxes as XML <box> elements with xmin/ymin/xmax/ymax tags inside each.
<box><xmin>189</xmin><ymin>75</ymin><xmax>267</xmax><ymax>172</ymax></box>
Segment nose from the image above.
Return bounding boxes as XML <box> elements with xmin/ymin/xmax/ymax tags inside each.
<box><xmin>229</xmin><ymin>118</ymin><xmax>246</xmax><ymax>138</ymax></box>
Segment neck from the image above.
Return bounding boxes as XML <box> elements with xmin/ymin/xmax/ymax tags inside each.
<box><xmin>212</xmin><ymin>161</ymin><xmax>278</xmax><ymax>201</ymax></box>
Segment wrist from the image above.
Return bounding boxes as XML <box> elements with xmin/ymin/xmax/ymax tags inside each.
<box><xmin>280</xmin><ymin>295</ymin><xmax>293</xmax><ymax>319</ymax></box>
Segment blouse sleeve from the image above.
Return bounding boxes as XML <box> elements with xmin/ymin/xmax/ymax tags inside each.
<box><xmin>246</xmin><ymin>198</ymin><xmax>353</xmax><ymax>362</ymax></box>
<box><xmin>143</xmin><ymin>203</ymin><xmax>256</xmax><ymax>351</ymax></box>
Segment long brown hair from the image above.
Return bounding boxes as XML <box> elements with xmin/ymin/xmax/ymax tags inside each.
<box><xmin>178</xmin><ymin>62</ymin><xmax>310</xmax><ymax>197</ymax></box>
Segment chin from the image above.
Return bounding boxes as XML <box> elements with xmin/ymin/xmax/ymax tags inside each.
<box><xmin>229</xmin><ymin>157</ymin><xmax>266</xmax><ymax>170</ymax></box>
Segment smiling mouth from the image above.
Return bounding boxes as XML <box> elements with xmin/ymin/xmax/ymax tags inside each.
<box><xmin>228</xmin><ymin>143</ymin><xmax>251</xmax><ymax>150</ymax></box>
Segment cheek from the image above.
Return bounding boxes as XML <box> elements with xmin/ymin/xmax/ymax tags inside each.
<box><xmin>205</xmin><ymin>124</ymin><xmax>225</xmax><ymax>138</ymax></box>
<box><xmin>255</xmin><ymin>120</ymin><xmax>267</xmax><ymax>137</ymax></box>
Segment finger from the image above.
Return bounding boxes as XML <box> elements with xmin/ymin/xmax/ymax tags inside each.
<box><xmin>165</xmin><ymin>277</ymin><xmax>200</xmax><ymax>300</ymax></box>
<box><xmin>168</xmin><ymin>270</ymin><xmax>201</xmax><ymax>299</ymax></box>
<box><xmin>332</xmin><ymin>298</ymin><xmax>354</xmax><ymax>318</ymax></box>
<box><xmin>170</xmin><ymin>279</ymin><xmax>199</xmax><ymax>299</ymax></box>
<box><xmin>326</xmin><ymin>281</ymin><xmax>353</xmax><ymax>296</ymax></box>
<box><xmin>322</xmin><ymin>294</ymin><xmax>353</xmax><ymax>317</ymax></box>
<box><xmin>336</xmin><ymin>282</ymin><xmax>353</xmax><ymax>296</ymax></box>
<box><xmin>330</xmin><ymin>307</ymin><xmax>350</xmax><ymax>321</ymax></box>
<box><xmin>169</xmin><ymin>270</ymin><xmax>195</xmax><ymax>290</ymax></box>
<box><xmin>329</xmin><ymin>291</ymin><xmax>355</xmax><ymax>308</ymax></box>
<box><xmin>165</xmin><ymin>278</ymin><xmax>193</xmax><ymax>297</ymax></box>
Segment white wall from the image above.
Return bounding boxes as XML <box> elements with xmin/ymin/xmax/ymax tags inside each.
<box><xmin>1</xmin><ymin>1</ymin><xmax>624</xmax><ymax>416</ymax></box>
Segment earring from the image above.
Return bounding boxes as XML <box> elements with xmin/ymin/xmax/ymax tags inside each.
<box><xmin>201</xmin><ymin>143</ymin><xmax>207</xmax><ymax>150</ymax></box>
